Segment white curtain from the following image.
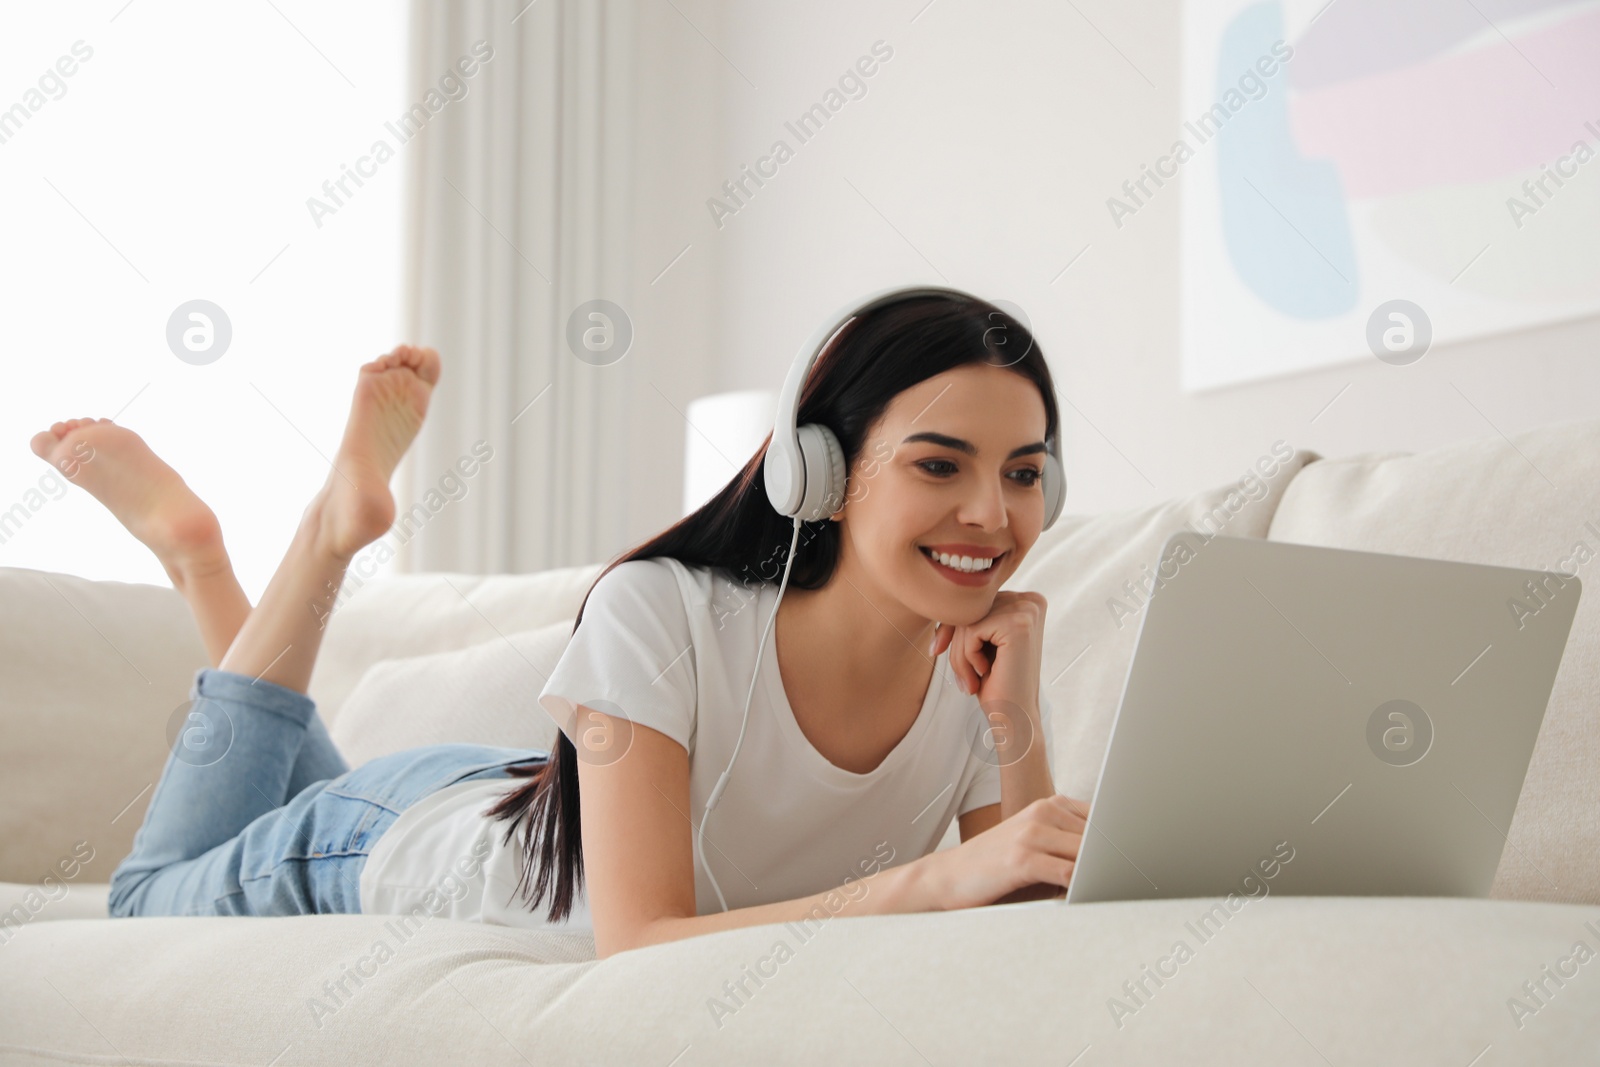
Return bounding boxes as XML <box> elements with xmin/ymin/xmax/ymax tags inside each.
<box><xmin>396</xmin><ymin>0</ymin><xmax>639</xmax><ymax>574</ymax></box>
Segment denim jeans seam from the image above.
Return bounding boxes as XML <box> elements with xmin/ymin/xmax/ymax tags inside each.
<box><xmin>195</xmin><ymin>678</ymin><xmax>316</xmax><ymax>726</ymax></box>
<box><xmin>240</xmin><ymin>849</ymin><xmax>370</xmax><ymax>877</ymax></box>
<box><xmin>237</xmin><ymin>853</ymin><xmax>368</xmax><ymax>903</ymax></box>
<box><xmin>320</xmin><ymin>788</ymin><xmax>406</xmax><ymax>815</ymax></box>
<box><xmin>190</xmin><ymin>889</ymin><xmax>244</xmax><ymax>917</ymax></box>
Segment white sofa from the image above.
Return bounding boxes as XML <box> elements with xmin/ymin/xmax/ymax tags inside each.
<box><xmin>3</xmin><ymin>419</ymin><xmax>1598</xmax><ymax>1064</ymax></box>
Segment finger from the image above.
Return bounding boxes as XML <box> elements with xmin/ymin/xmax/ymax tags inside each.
<box><xmin>947</xmin><ymin>630</ymin><xmax>972</xmax><ymax>697</ymax></box>
<box><xmin>1034</xmin><ymin>825</ymin><xmax>1083</xmax><ymax>862</ymax></box>
<box><xmin>1055</xmin><ymin>794</ymin><xmax>1091</xmax><ymax>818</ymax></box>
<box><xmin>1023</xmin><ymin>829</ymin><xmax>1082</xmax><ymax>876</ymax></box>
<box><xmin>1023</xmin><ymin>861</ymin><xmax>1075</xmax><ymax>894</ymax></box>
<box><xmin>963</xmin><ymin>626</ymin><xmax>991</xmax><ymax>679</ymax></box>
<box><xmin>1049</xmin><ymin>793</ymin><xmax>1088</xmax><ymax>825</ymax></box>
<box><xmin>929</xmin><ymin>621</ymin><xmax>953</xmax><ymax>658</ymax></box>
<box><xmin>950</xmin><ymin>628</ymin><xmax>981</xmax><ymax>695</ymax></box>
<box><xmin>1035</xmin><ymin>794</ymin><xmax>1089</xmax><ymax>829</ymax></box>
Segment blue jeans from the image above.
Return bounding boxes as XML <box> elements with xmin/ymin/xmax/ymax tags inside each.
<box><xmin>108</xmin><ymin>668</ymin><xmax>548</xmax><ymax>918</ymax></box>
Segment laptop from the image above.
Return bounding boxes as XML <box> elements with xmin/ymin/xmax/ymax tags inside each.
<box><xmin>1063</xmin><ymin>533</ymin><xmax>1581</xmax><ymax>905</ymax></box>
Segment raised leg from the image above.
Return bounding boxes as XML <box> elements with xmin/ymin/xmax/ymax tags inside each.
<box><xmin>218</xmin><ymin>343</ymin><xmax>439</xmax><ymax>692</ymax></box>
<box><xmin>29</xmin><ymin>418</ymin><xmax>250</xmax><ymax>665</ymax></box>
<box><xmin>33</xmin><ymin>344</ymin><xmax>440</xmax><ymax>693</ymax></box>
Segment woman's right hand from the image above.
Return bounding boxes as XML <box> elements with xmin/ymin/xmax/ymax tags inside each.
<box><xmin>913</xmin><ymin>794</ymin><xmax>1090</xmax><ymax>911</ymax></box>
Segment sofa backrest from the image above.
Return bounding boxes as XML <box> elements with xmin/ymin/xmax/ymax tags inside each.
<box><xmin>1266</xmin><ymin>416</ymin><xmax>1600</xmax><ymax>904</ymax></box>
<box><xmin>305</xmin><ymin>563</ymin><xmax>605</xmax><ymax>721</ymax></box>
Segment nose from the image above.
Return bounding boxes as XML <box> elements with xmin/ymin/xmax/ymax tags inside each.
<box><xmin>956</xmin><ymin>468</ymin><xmax>1007</xmax><ymax>532</ymax></box>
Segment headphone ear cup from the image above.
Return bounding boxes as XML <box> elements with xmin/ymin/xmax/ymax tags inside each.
<box><xmin>1040</xmin><ymin>449</ymin><xmax>1066</xmax><ymax>531</ymax></box>
<box><xmin>795</xmin><ymin>423</ymin><xmax>846</xmax><ymax>522</ymax></box>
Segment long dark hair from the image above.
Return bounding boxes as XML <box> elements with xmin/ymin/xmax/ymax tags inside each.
<box><xmin>483</xmin><ymin>290</ymin><xmax>1061</xmax><ymax>922</ymax></box>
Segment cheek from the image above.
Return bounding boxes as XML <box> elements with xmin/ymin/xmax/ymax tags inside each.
<box><xmin>851</xmin><ymin>471</ymin><xmax>1044</xmax><ymax>572</ymax></box>
<box><xmin>1009</xmin><ymin>491</ymin><xmax>1045</xmax><ymax>544</ymax></box>
<box><xmin>1013</xmin><ymin>524</ymin><xmax>1040</xmax><ymax>557</ymax></box>
<box><xmin>874</xmin><ymin>484</ymin><xmax>942</xmax><ymax>550</ymax></box>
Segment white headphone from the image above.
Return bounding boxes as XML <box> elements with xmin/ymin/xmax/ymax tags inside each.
<box><xmin>762</xmin><ymin>285</ymin><xmax>1066</xmax><ymax>527</ymax></box>
<box><xmin>695</xmin><ymin>285</ymin><xmax>1066</xmax><ymax>912</ymax></box>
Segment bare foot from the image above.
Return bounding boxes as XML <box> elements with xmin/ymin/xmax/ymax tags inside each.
<box><xmin>29</xmin><ymin>417</ymin><xmax>229</xmax><ymax>582</ymax></box>
<box><xmin>314</xmin><ymin>344</ymin><xmax>442</xmax><ymax>560</ymax></box>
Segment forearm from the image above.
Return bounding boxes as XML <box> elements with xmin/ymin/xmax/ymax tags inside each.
<box><xmin>995</xmin><ymin>702</ymin><xmax>1054</xmax><ymax>820</ymax></box>
<box><xmin>614</xmin><ymin>859</ymin><xmax>932</xmax><ymax>957</ymax></box>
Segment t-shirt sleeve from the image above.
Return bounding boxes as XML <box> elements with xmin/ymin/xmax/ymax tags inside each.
<box><xmin>537</xmin><ymin>559</ymin><xmax>698</xmax><ymax>754</ymax></box>
<box><xmin>957</xmin><ymin>691</ymin><xmax>1056</xmax><ymax>817</ymax></box>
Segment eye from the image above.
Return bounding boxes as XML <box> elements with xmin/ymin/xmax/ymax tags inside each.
<box><xmin>916</xmin><ymin>459</ymin><xmax>958</xmax><ymax>476</ymax></box>
<box><xmin>1010</xmin><ymin>467</ymin><xmax>1042</xmax><ymax>487</ymax></box>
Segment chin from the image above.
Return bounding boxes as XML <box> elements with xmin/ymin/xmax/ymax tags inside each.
<box><xmin>939</xmin><ymin>600</ymin><xmax>998</xmax><ymax>627</ymax></box>
<box><xmin>910</xmin><ymin>586</ymin><xmax>998</xmax><ymax>626</ymax></box>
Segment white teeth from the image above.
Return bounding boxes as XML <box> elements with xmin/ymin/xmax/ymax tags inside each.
<box><xmin>928</xmin><ymin>549</ymin><xmax>996</xmax><ymax>573</ymax></box>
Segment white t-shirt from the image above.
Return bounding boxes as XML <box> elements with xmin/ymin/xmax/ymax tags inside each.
<box><xmin>358</xmin><ymin>776</ymin><xmax>594</xmax><ymax>932</ymax></box>
<box><xmin>358</xmin><ymin>556</ymin><xmax>1053</xmax><ymax>930</ymax></box>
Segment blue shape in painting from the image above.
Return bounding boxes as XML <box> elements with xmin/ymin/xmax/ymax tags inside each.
<box><xmin>1214</xmin><ymin>2</ymin><xmax>1356</xmax><ymax>318</ymax></box>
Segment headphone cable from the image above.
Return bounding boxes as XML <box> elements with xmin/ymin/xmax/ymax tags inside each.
<box><xmin>697</xmin><ymin>515</ymin><xmax>803</xmax><ymax>912</ymax></box>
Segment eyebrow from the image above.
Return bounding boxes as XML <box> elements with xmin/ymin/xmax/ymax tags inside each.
<box><xmin>900</xmin><ymin>431</ymin><xmax>1047</xmax><ymax>460</ymax></box>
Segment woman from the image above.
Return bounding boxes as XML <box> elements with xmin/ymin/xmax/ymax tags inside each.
<box><xmin>36</xmin><ymin>291</ymin><xmax>1088</xmax><ymax>959</ymax></box>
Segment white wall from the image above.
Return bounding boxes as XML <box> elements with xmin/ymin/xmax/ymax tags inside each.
<box><xmin>600</xmin><ymin>0</ymin><xmax>731</xmax><ymax>554</ymax></box>
<box><xmin>681</xmin><ymin>0</ymin><xmax>1600</xmax><ymax>524</ymax></box>
<box><xmin>17</xmin><ymin>2</ymin><xmax>1586</xmax><ymax>586</ymax></box>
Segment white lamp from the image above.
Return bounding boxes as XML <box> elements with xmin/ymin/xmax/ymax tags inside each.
<box><xmin>682</xmin><ymin>389</ymin><xmax>778</xmax><ymax>517</ymax></box>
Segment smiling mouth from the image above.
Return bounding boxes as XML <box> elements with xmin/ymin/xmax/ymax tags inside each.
<box><xmin>918</xmin><ymin>545</ymin><xmax>1007</xmax><ymax>574</ymax></box>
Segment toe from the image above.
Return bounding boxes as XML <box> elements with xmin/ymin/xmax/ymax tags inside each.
<box><xmin>29</xmin><ymin>431</ymin><xmax>55</xmax><ymax>458</ymax></box>
<box><xmin>410</xmin><ymin>345</ymin><xmax>441</xmax><ymax>385</ymax></box>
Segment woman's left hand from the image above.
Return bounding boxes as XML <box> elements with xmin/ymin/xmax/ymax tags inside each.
<box><xmin>929</xmin><ymin>591</ymin><xmax>1048</xmax><ymax>712</ymax></box>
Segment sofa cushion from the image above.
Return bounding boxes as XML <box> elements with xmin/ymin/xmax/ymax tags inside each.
<box><xmin>1004</xmin><ymin>443</ymin><xmax>1319</xmax><ymax>801</ymax></box>
<box><xmin>1266</xmin><ymin>416</ymin><xmax>1600</xmax><ymax>904</ymax></box>
<box><xmin>0</xmin><ymin>881</ymin><xmax>111</xmax><ymax>946</ymax></box>
<box><xmin>0</xmin><ymin>569</ymin><xmax>206</xmax><ymax>886</ymax></box>
<box><xmin>2</xmin><ymin>897</ymin><xmax>1593</xmax><ymax>1063</ymax></box>
<box><xmin>307</xmin><ymin>563</ymin><xmax>604</xmax><ymax>726</ymax></box>
<box><xmin>328</xmin><ymin>621</ymin><xmax>571</xmax><ymax>766</ymax></box>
